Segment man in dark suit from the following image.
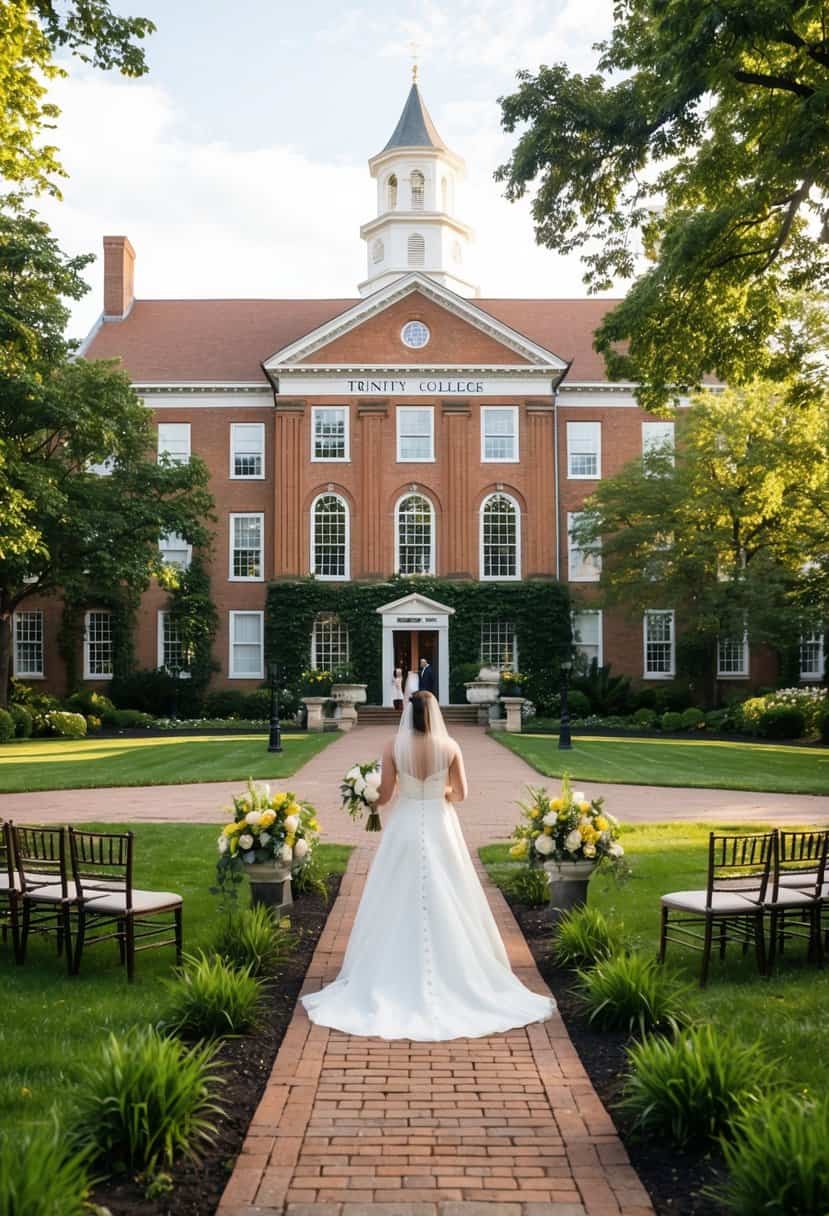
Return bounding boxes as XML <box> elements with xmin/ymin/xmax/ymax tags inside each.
<box><xmin>418</xmin><ymin>657</ymin><xmax>436</xmax><ymax>694</ymax></box>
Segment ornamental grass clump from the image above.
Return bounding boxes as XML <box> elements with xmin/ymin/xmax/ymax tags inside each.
<box><xmin>216</xmin><ymin>904</ymin><xmax>296</xmax><ymax>976</ymax></box>
<box><xmin>618</xmin><ymin>1025</ymin><xmax>774</xmax><ymax>1146</ymax></box>
<box><xmin>553</xmin><ymin>905</ymin><xmax>626</xmax><ymax>967</ymax></box>
<box><xmin>575</xmin><ymin>953</ymin><xmax>689</xmax><ymax>1036</ymax></box>
<box><xmin>0</xmin><ymin>1127</ymin><xmax>91</xmax><ymax>1216</ymax></box>
<box><xmin>164</xmin><ymin>952</ymin><xmax>265</xmax><ymax>1038</ymax></box>
<box><xmin>508</xmin><ymin>866</ymin><xmax>550</xmax><ymax>907</ymax></box>
<box><xmin>717</xmin><ymin>1092</ymin><xmax>829</xmax><ymax>1215</ymax></box>
<box><xmin>69</xmin><ymin>1026</ymin><xmax>222</xmax><ymax>1175</ymax></box>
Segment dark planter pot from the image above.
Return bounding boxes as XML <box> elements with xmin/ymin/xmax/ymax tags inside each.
<box><xmin>544</xmin><ymin>860</ymin><xmax>596</xmax><ymax>924</ymax></box>
<box><xmin>246</xmin><ymin>862</ymin><xmax>293</xmax><ymax>913</ymax></box>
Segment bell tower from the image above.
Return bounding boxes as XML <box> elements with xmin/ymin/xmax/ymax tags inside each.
<box><xmin>359</xmin><ymin>74</ymin><xmax>478</xmax><ymax>298</ymax></box>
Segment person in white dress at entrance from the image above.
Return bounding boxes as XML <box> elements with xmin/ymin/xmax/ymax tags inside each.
<box><xmin>403</xmin><ymin>666</ymin><xmax>419</xmax><ymax>703</ymax></box>
<box><xmin>390</xmin><ymin>667</ymin><xmax>404</xmax><ymax>711</ymax></box>
<box><xmin>301</xmin><ymin>691</ymin><xmax>555</xmax><ymax>1040</ymax></box>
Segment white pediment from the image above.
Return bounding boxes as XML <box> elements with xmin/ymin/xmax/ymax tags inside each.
<box><xmin>376</xmin><ymin>592</ymin><xmax>455</xmax><ymax>618</ymax></box>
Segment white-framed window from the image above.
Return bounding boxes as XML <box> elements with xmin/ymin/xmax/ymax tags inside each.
<box><xmin>229</xmin><ymin>611</ymin><xmax>264</xmax><ymax>680</ymax></box>
<box><xmin>230</xmin><ymin>423</ymin><xmax>265</xmax><ymax>479</ymax></box>
<box><xmin>159</xmin><ymin>532</ymin><xmax>192</xmax><ymax>570</ymax></box>
<box><xmin>717</xmin><ymin>632</ymin><xmax>749</xmax><ymax>678</ymax></box>
<box><xmin>311</xmin><ymin>612</ymin><xmax>350</xmax><ymax>671</ymax></box>
<box><xmin>573</xmin><ymin>610</ymin><xmax>603</xmax><ymax>668</ymax></box>
<box><xmin>157</xmin><ymin>610</ymin><xmax>184</xmax><ymax>671</ymax></box>
<box><xmin>481</xmin><ymin>407</ymin><xmax>519</xmax><ymax>462</ymax></box>
<box><xmin>481</xmin><ymin>493</ymin><xmax>520</xmax><ymax>579</ymax></box>
<box><xmin>480</xmin><ymin>620</ymin><xmax>517</xmax><ymax>671</ymax></box>
<box><xmin>312</xmin><ymin>406</ymin><xmax>349</xmax><ymax>461</ymax></box>
<box><xmin>229</xmin><ymin>513</ymin><xmax>264</xmax><ymax>581</ymax></box>
<box><xmin>643</xmin><ymin>610</ymin><xmax>675</xmax><ymax>679</ymax></box>
<box><xmin>311</xmin><ymin>494</ymin><xmax>349</xmax><ymax>579</ymax></box>
<box><xmin>395</xmin><ymin>493</ymin><xmax>435</xmax><ymax>575</ymax></box>
<box><xmin>407</xmin><ymin>233</ymin><xmax>425</xmax><ymax>267</ymax></box>
<box><xmin>397</xmin><ymin>406</ymin><xmax>434</xmax><ymax>462</ymax></box>
<box><xmin>13</xmin><ymin>610</ymin><xmax>43</xmax><ymax>678</ymax></box>
<box><xmin>410</xmin><ymin>169</ymin><xmax>425</xmax><ymax>209</ymax></box>
<box><xmin>800</xmin><ymin>629</ymin><xmax>825</xmax><ymax>681</ymax></box>
<box><xmin>84</xmin><ymin>610</ymin><xmax>113</xmax><ymax>680</ymax></box>
<box><xmin>642</xmin><ymin>420</ymin><xmax>675</xmax><ymax>468</ymax></box>
<box><xmin>157</xmin><ymin>422</ymin><xmax>191</xmax><ymax>465</ymax></box>
<box><xmin>567</xmin><ymin>421</ymin><xmax>601</xmax><ymax>479</ymax></box>
<box><xmin>568</xmin><ymin>511</ymin><xmax>601</xmax><ymax>582</ymax></box>
<box><xmin>387</xmin><ymin>174</ymin><xmax>398</xmax><ymax>208</ymax></box>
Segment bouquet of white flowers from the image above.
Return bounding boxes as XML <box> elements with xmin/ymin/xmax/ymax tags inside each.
<box><xmin>341</xmin><ymin>761</ymin><xmax>382</xmax><ymax>831</ymax></box>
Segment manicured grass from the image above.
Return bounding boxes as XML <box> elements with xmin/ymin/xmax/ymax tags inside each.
<box><xmin>481</xmin><ymin>823</ymin><xmax>829</xmax><ymax>1093</ymax></box>
<box><xmin>0</xmin><ymin>732</ymin><xmax>336</xmax><ymax>793</ymax></box>
<box><xmin>0</xmin><ymin>824</ymin><xmax>351</xmax><ymax>1139</ymax></box>
<box><xmin>495</xmin><ymin>732</ymin><xmax>829</xmax><ymax>795</ymax></box>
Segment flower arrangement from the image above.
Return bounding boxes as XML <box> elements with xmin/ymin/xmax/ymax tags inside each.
<box><xmin>341</xmin><ymin>761</ymin><xmax>382</xmax><ymax>831</ymax></box>
<box><xmin>216</xmin><ymin>779</ymin><xmax>320</xmax><ymax>876</ymax></box>
<box><xmin>301</xmin><ymin>669</ymin><xmax>333</xmax><ymax>696</ymax></box>
<box><xmin>499</xmin><ymin>670</ymin><xmax>526</xmax><ymax>694</ymax></box>
<box><xmin>509</xmin><ymin>775</ymin><xmax>624</xmax><ymax>868</ymax></box>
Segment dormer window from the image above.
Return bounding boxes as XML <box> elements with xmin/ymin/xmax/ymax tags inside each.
<box><xmin>407</xmin><ymin>233</ymin><xmax>425</xmax><ymax>267</ymax></box>
<box><xmin>371</xmin><ymin>238</ymin><xmax>384</xmax><ymax>264</ymax></box>
<box><xmin>387</xmin><ymin>174</ymin><xmax>398</xmax><ymax>209</ymax></box>
<box><xmin>410</xmin><ymin>170</ymin><xmax>424</xmax><ymax>209</ymax></box>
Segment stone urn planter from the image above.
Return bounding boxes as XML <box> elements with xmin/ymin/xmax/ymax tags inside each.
<box><xmin>330</xmin><ymin>682</ymin><xmax>368</xmax><ymax>732</ymax></box>
<box><xmin>302</xmin><ymin>696</ymin><xmax>328</xmax><ymax>732</ymax></box>
<box><xmin>465</xmin><ymin>667</ymin><xmax>501</xmax><ymax>725</ymax></box>
<box><xmin>543</xmin><ymin>859</ymin><xmax>597</xmax><ymax>919</ymax></box>
<box><xmin>246</xmin><ymin>860</ymin><xmax>293</xmax><ymax>913</ymax></box>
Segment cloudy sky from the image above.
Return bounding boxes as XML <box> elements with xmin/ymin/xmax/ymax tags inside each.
<box><xmin>37</xmin><ymin>0</ymin><xmax>616</xmax><ymax>338</ymax></box>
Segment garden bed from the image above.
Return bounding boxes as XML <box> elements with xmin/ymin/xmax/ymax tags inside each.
<box><xmin>90</xmin><ymin>872</ymin><xmax>342</xmax><ymax>1216</ymax></box>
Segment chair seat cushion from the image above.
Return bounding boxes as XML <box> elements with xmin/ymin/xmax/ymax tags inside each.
<box><xmin>662</xmin><ymin>889</ymin><xmax>762</xmax><ymax>914</ymax></box>
<box><xmin>0</xmin><ymin>873</ymin><xmax>19</xmax><ymax>892</ymax></box>
<box><xmin>24</xmin><ymin>880</ymin><xmax>76</xmax><ymax>902</ymax></box>
<box><xmin>778</xmin><ymin>871</ymin><xmax>821</xmax><ymax>890</ymax></box>
<box><xmin>84</xmin><ymin>888</ymin><xmax>182</xmax><ymax>914</ymax></box>
<box><xmin>765</xmin><ymin>888</ymin><xmax>819</xmax><ymax>908</ymax></box>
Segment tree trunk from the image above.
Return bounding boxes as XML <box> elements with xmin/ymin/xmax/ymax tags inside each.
<box><xmin>0</xmin><ymin>612</ymin><xmax>12</xmax><ymax>709</ymax></box>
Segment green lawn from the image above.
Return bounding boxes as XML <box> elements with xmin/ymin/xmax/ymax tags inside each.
<box><xmin>496</xmin><ymin>732</ymin><xmax>829</xmax><ymax>795</ymax></box>
<box><xmin>0</xmin><ymin>824</ymin><xmax>351</xmax><ymax>1140</ymax></box>
<box><xmin>0</xmin><ymin>732</ymin><xmax>337</xmax><ymax>793</ymax></box>
<box><xmin>481</xmin><ymin>823</ymin><xmax>829</xmax><ymax>1093</ymax></box>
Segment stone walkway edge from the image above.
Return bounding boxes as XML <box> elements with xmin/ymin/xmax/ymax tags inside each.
<box><xmin>217</xmin><ymin>845</ymin><xmax>653</xmax><ymax>1216</ymax></box>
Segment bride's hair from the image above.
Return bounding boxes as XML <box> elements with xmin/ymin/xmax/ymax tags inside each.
<box><xmin>411</xmin><ymin>691</ymin><xmax>435</xmax><ymax>735</ymax></box>
<box><xmin>396</xmin><ymin>690</ymin><xmax>453</xmax><ymax>778</ymax></box>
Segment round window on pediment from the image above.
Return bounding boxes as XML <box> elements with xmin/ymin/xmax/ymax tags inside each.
<box><xmin>401</xmin><ymin>320</ymin><xmax>430</xmax><ymax>349</ymax></box>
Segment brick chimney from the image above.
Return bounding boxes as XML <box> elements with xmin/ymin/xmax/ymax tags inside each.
<box><xmin>102</xmin><ymin>235</ymin><xmax>136</xmax><ymax>320</ymax></box>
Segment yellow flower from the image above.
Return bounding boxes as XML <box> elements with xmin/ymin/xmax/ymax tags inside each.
<box><xmin>260</xmin><ymin>809</ymin><xmax>276</xmax><ymax>827</ymax></box>
<box><xmin>529</xmin><ymin>809</ymin><xmax>540</xmax><ymax>819</ymax></box>
<box><xmin>579</xmin><ymin>801</ymin><xmax>591</xmax><ymax>814</ymax></box>
<box><xmin>286</xmin><ymin>834</ymin><xmax>295</xmax><ymax>848</ymax></box>
<box><xmin>509</xmin><ymin>841</ymin><xmax>528</xmax><ymax>859</ymax></box>
<box><xmin>551</xmin><ymin>797</ymin><xmax>565</xmax><ymax>811</ymax></box>
<box><xmin>595</xmin><ymin>816</ymin><xmax>609</xmax><ymax>832</ymax></box>
<box><xmin>309</xmin><ymin>819</ymin><xmax>319</xmax><ymax>831</ymax></box>
<box><xmin>223</xmin><ymin>821</ymin><xmax>246</xmax><ymax>837</ymax></box>
<box><xmin>543</xmin><ymin>825</ymin><xmax>553</xmax><ymax>836</ymax></box>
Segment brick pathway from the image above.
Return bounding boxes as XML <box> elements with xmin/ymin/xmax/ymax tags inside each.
<box><xmin>218</xmin><ymin>845</ymin><xmax>653</xmax><ymax>1216</ymax></box>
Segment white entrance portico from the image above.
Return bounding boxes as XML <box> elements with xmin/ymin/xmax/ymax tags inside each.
<box><xmin>377</xmin><ymin>592</ymin><xmax>454</xmax><ymax>706</ymax></box>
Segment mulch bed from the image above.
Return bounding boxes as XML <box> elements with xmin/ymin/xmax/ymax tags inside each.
<box><xmin>90</xmin><ymin>873</ymin><xmax>342</xmax><ymax>1216</ymax></box>
<box><xmin>504</xmin><ymin>895</ymin><xmax>729</xmax><ymax>1216</ymax></box>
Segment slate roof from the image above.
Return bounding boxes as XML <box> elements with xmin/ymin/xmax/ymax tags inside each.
<box><xmin>382</xmin><ymin>83</ymin><xmax>447</xmax><ymax>152</ymax></box>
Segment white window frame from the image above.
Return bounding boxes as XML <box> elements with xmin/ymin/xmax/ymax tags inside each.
<box><xmin>156</xmin><ymin>610</ymin><xmax>187</xmax><ymax>672</ymax></box>
<box><xmin>567</xmin><ymin>421</ymin><xmax>601</xmax><ymax>480</ymax></box>
<box><xmin>481</xmin><ymin>406</ymin><xmax>519</xmax><ymax>463</ymax></box>
<box><xmin>310</xmin><ymin>612</ymin><xmax>350</xmax><ymax>671</ymax></box>
<box><xmin>311</xmin><ymin>406</ymin><xmax>350</xmax><ymax>462</ymax></box>
<box><xmin>573</xmin><ymin>610</ymin><xmax>603</xmax><ymax>668</ymax></box>
<box><xmin>643</xmin><ymin>610</ymin><xmax>675</xmax><ymax>679</ymax></box>
<box><xmin>396</xmin><ymin>406</ymin><xmax>435</xmax><ymax>463</ymax></box>
<box><xmin>157</xmin><ymin>422</ymin><xmax>191</xmax><ymax>465</ymax></box>
<box><xmin>717</xmin><ymin>631</ymin><xmax>750</xmax><ymax>679</ymax></box>
<box><xmin>13</xmin><ymin>610</ymin><xmax>44</xmax><ymax>678</ymax></box>
<box><xmin>310</xmin><ymin>493</ymin><xmax>350</xmax><ymax>581</ymax></box>
<box><xmin>800</xmin><ymin>629</ymin><xmax>826</xmax><ymax>681</ymax></box>
<box><xmin>642</xmin><ymin>421</ymin><xmax>675</xmax><ymax>470</ymax></box>
<box><xmin>394</xmin><ymin>492</ymin><xmax>436</xmax><ymax>575</ymax></box>
<box><xmin>83</xmin><ymin>610</ymin><xmax>113</xmax><ymax>681</ymax></box>
<box><xmin>480</xmin><ymin>492</ymin><xmax>521</xmax><ymax>581</ymax></box>
<box><xmin>229</xmin><ymin>512</ymin><xmax>264</xmax><ymax>582</ymax></box>
<box><xmin>228</xmin><ymin>610</ymin><xmax>264</xmax><ymax>680</ymax></box>
<box><xmin>567</xmin><ymin>511</ymin><xmax>601</xmax><ymax>582</ymax></box>
<box><xmin>480</xmin><ymin>620</ymin><xmax>518</xmax><ymax>671</ymax></box>
<box><xmin>159</xmin><ymin>532</ymin><xmax>192</xmax><ymax>570</ymax></box>
<box><xmin>229</xmin><ymin>422</ymin><xmax>265</xmax><ymax>480</ymax></box>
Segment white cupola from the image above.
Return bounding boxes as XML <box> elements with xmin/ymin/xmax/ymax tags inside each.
<box><xmin>359</xmin><ymin>75</ymin><xmax>478</xmax><ymax>298</ymax></box>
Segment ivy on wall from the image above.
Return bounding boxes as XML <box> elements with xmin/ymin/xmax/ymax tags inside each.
<box><xmin>58</xmin><ymin>588</ymin><xmax>139</xmax><ymax>695</ymax></box>
<box><xmin>266</xmin><ymin>576</ymin><xmax>572</xmax><ymax>708</ymax></box>
<box><xmin>167</xmin><ymin>553</ymin><xmax>219</xmax><ymax>703</ymax></box>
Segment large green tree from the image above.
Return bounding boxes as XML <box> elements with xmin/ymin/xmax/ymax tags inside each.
<box><xmin>0</xmin><ymin>209</ymin><xmax>213</xmax><ymax>706</ymax></box>
<box><xmin>497</xmin><ymin>1</ymin><xmax>829</xmax><ymax>407</ymax></box>
<box><xmin>571</xmin><ymin>382</ymin><xmax>829</xmax><ymax>698</ymax></box>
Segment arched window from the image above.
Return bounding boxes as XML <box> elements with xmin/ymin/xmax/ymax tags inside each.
<box><xmin>371</xmin><ymin>238</ymin><xmax>384</xmax><ymax>264</ymax></box>
<box><xmin>441</xmin><ymin>176</ymin><xmax>448</xmax><ymax>212</ymax></box>
<box><xmin>410</xmin><ymin>170</ymin><xmax>424</xmax><ymax>209</ymax></box>
<box><xmin>311</xmin><ymin>612</ymin><xmax>349</xmax><ymax>671</ymax></box>
<box><xmin>481</xmin><ymin>493</ymin><xmax>520</xmax><ymax>579</ymax></box>
<box><xmin>311</xmin><ymin>493</ymin><xmax>349</xmax><ymax>579</ymax></box>
<box><xmin>396</xmin><ymin>493</ymin><xmax>435</xmax><ymax>575</ymax></box>
<box><xmin>387</xmin><ymin>174</ymin><xmax>398</xmax><ymax>209</ymax></box>
<box><xmin>407</xmin><ymin>233</ymin><xmax>425</xmax><ymax>267</ymax></box>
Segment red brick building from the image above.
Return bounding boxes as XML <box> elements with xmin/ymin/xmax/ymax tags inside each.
<box><xmin>16</xmin><ymin>84</ymin><xmax>809</xmax><ymax>703</ymax></box>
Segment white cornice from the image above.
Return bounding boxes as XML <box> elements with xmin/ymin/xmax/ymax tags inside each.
<box><xmin>360</xmin><ymin>213</ymin><xmax>473</xmax><ymax>240</ymax></box>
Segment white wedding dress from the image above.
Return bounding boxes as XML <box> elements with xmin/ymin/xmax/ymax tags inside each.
<box><xmin>301</xmin><ymin>734</ymin><xmax>555</xmax><ymax>1041</ymax></box>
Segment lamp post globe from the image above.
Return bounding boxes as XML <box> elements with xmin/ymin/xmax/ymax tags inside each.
<box><xmin>268</xmin><ymin>661</ymin><xmax>283</xmax><ymax>753</ymax></box>
<box><xmin>558</xmin><ymin>658</ymin><xmax>573</xmax><ymax>751</ymax></box>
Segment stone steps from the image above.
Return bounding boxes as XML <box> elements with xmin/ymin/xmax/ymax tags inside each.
<box><xmin>359</xmin><ymin>705</ymin><xmax>481</xmax><ymax>726</ymax></box>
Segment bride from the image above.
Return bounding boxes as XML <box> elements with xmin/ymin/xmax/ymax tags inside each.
<box><xmin>301</xmin><ymin>691</ymin><xmax>554</xmax><ymax>1040</ymax></box>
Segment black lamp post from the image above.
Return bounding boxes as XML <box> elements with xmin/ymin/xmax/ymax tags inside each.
<box><xmin>268</xmin><ymin>660</ymin><xmax>283</xmax><ymax>753</ymax></box>
<box><xmin>558</xmin><ymin>658</ymin><xmax>573</xmax><ymax>751</ymax></box>
<box><xmin>168</xmin><ymin>660</ymin><xmax>182</xmax><ymax>722</ymax></box>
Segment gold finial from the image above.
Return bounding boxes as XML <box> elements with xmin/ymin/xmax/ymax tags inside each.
<box><xmin>409</xmin><ymin>39</ymin><xmax>419</xmax><ymax>83</ymax></box>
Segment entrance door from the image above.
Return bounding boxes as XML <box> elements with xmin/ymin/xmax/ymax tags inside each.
<box><xmin>392</xmin><ymin>629</ymin><xmax>439</xmax><ymax>697</ymax></box>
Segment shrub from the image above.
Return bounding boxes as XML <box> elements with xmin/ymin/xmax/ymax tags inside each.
<box><xmin>565</xmin><ymin>689</ymin><xmax>591</xmax><ymax>718</ymax></box>
<box><xmin>240</xmin><ymin>688</ymin><xmax>271</xmax><ymax>719</ymax></box>
<box><xmin>652</xmin><ymin>680</ymin><xmax>692</xmax><ymax>713</ymax></box>
<box><xmin>633</xmin><ymin>707</ymin><xmax>656</xmax><ymax>727</ymax></box>
<box><xmin>718</xmin><ymin>1092</ymin><xmax>829</xmax><ymax>1216</ymax></box>
<box><xmin>65</xmin><ymin>688</ymin><xmax>115</xmax><ymax>717</ymax></box>
<box><xmin>9</xmin><ymin>704</ymin><xmax>33</xmax><ymax>738</ymax></box>
<box><xmin>574</xmin><ymin>954</ymin><xmax>689</xmax><ymax>1036</ymax></box>
<box><xmin>660</xmin><ymin>711</ymin><xmax>683</xmax><ymax>732</ymax></box>
<box><xmin>757</xmin><ymin>704</ymin><xmax>806</xmax><ymax>739</ymax></box>
<box><xmin>291</xmin><ymin>851</ymin><xmax>330</xmax><ymax>900</ymax></box>
<box><xmin>821</xmin><ymin>708</ymin><xmax>829</xmax><ymax>744</ymax></box>
<box><xmin>216</xmin><ymin>905</ymin><xmax>296</xmax><ymax>976</ymax></box>
<box><xmin>0</xmin><ymin>709</ymin><xmax>15</xmax><ymax>743</ymax></box>
<box><xmin>704</xmin><ymin>708</ymin><xmax>729</xmax><ymax>731</ymax></box>
<box><xmin>618</xmin><ymin>1025</ymin><xmax>773</xmax><ymax>1147</ymax></box>
<box><xmin>508</xmin><ymin>867</ymin><xmax>550</xmax><ymax>907</ymax></box>
<box><xmin>86</xmin><ymin>714</ymin><xmax>102</xmax><ymax>733</ymax></box>
<box><xmin>163</xmin><ymin>953</ymin><xmax>264</xmax><ymax>1038</ymax></box>
<box><xmin>634</xmin><ymin>687</ymin><xmax>657</xmax><ymax>710</ymax></box>
<box><xmin>572</xmin><ymin>660</ymin><xmax>633</xmax><ymax>715</ymax></box>
<box><xmin>680</xmin><ymin>707</ymin><xmax>705</xmax><ymax>730</ymax></box>
<box><xmin>0</xmin><ymin>1126</ymin><xmax>91</xmax><ymax>1216</ymax></box>
<box><xmin>45</xmin><ymin>710</ymin><xmax>87</xmax><ymax>738</ymax></box>
<box><xmin>111</xmin><ymin>708</ymin><xmax>155</xmax><ymax>729</ymax></box>
<box><xmin>203</xmin><ymin>689</ymin><xmax>248</xmax><ymax>719</ymax></box>
<box><xmin>69</xmin><ymin>1026</ymin><xmax>222</xmax><ymax>1174</ymax></box>
<box><xmin>553</xmin><ymin>905</ymin><xmax>625</xmax><ymax>967</ymax></box>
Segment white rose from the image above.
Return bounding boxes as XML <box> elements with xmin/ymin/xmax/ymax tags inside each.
<box><xmin>354</xmin><ymin>777</ymin><xmax>367</xmax><ymax>796</ymax></box>
<box><xmin>542</xmin><ymin>811</ymin><xmax>557</xmax><ymax>826</ymax></box>
<box><xmin>217</xmin><ymin>836</ymin><xmax>228</xmax><ymax>854</ymax></box>
<box><xmin>565</xmin><ymin>829</ymin><xmax>583</xmax><ymax>853</ymax></box>
<box><xmin>346</xmin><ymin>765</ymin><xmax>361</xmax><ymax>781</ymax></box>
<box><xmin>583</xmin><ymin>843</ymin><xmax>597</xmax><ymax>858</ymax></box>
<box><xmin>534</xmin><ymin>835</ymin><xmax>554</xmax><ymax>856</ymax></box>
<box><xmin>365</xmin><ymin>769</ymin><xmax>381</xmax><ymax>789</ymax></box>
<box><xmin>245</xmin><ymin>811</ymin><xmax>263</xmax><ymax>826</ymax></box>
<box><xmin>258</xmin><ymin>831</ymin><xmax>271</xmax><ymax>847</ymax></box>
<box><xmin>284</xmin><ymin>814</ymin><xmax>299</xmax><ymax>833</ymax></box>
<box><xmin>293</xmin><ymin>838</ymin><xmax>309</xmax><ymax>861</ymax></box>
<box><xmin>573</xmin><ymin>790</ymin><xmax>586</xmax><ymax>803</ymax></box>
<box><xmin>609</xmin><ymin>842</ymin><xmax>625</xmax><ymax>858</ymax></box>
<box><xmin>238</xmin><ymin>833</ymin><xmax>254</xmax><ymax>850</ymax></box>
<box><xmin>279</xmin><ymin>844</ymin><xmax>293</xmax><ymax>863</ymax></box>
<box><xmin>365</xmin><ymin>786</ymin><xmax>380</xmax><ymax>803</ymax></box>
